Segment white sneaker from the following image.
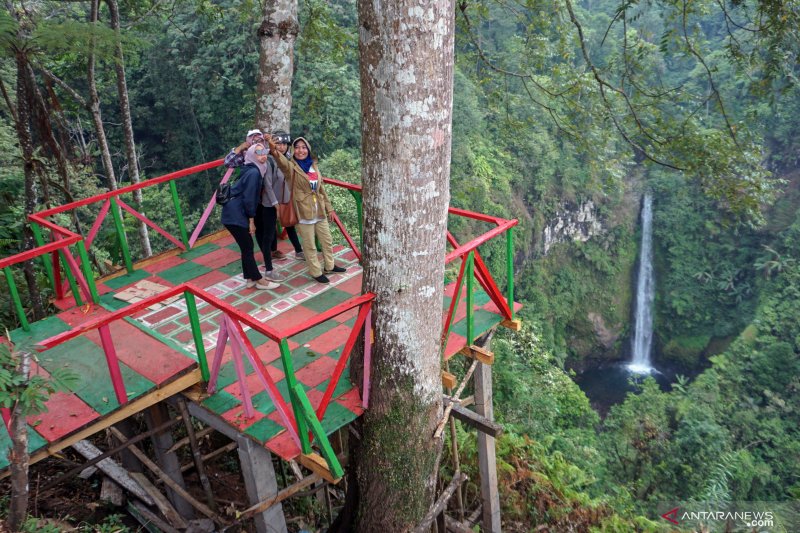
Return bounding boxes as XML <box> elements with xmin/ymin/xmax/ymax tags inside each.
<box><xmin>294</xmin><ymin>251</ymin><xmax>305</xmax><ymax>260</ymax></box>
<box><xmin>255</xmin><ymin>279</ymin><xmax>279</xmax><ymax>290</ymax></box>
<box><xmin>246</xmin><ymin>280</ymin><xmax>257</xmax><ymax>289</ymax></box>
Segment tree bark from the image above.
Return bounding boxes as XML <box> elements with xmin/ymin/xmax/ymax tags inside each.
<box><xmin>14</xmin><ymin>50</ymin><xmax>45</xmax><ymax>320</ymax></box>
<box><xmin>87</xmin><ymin>0</ymin><xmax>118</xmax><ymax>192</ymax></box>
<box><xmin>7</xmin><ymin>350</ymin><xmax>31</xmax><ymax>532</ymax></box>
<box><xmin>255</xmin><ymin>0</ymin><xmax>298</xmax><ymax>133</ymax></box>
<box><xmin>107</xmin><ymin>0</ymin><xmax>151</xmax><ymax>256</ymax></box>
<box><xmin>352</xmin><ymin>0</ymin><xmax>455</xmax><ymax>530</ymax></box>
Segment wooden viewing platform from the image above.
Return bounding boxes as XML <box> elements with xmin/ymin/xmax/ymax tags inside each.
<box><xmin>0</xmin><ymin>159</ymin><xmax>521</xmax><ymax>491</ymax></box>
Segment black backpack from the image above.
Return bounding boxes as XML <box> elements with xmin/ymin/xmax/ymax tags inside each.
<box><xmin>216</xmin><ymin>182</ymin><xmax>234</xmax><ymax>205</ymax></box>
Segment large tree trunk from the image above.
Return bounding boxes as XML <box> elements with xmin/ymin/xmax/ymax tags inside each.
<box><xmin>352</xmin><ymin>0</ymin><xmax>455</xmax><ymax>530</ymax></box>
<box><xmin>107</xmin><ymin>0</ymin><xmax>151</xmax><ymax>256</ymax></box>
<box><xmin>14</xmin><ymin>51</ymin><xmax>45</xmax><ymax>321</ymax></box>
<box><xmin>255</xmin><ymin>0</ymin><xmax>298</xmax><ymax>133</ymax></box>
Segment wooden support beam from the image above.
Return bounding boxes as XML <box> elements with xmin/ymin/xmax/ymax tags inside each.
<box><xmin>180</xmin><ymin>442</ymin><xmax>237</xmax><ymax>474</ymax></box>
<box><xmin>109</xmin><ymin>426</ymin><xmax>222</xmax><ymax>525</ymax></box>
<box><xmin>71</xmin><ymin>440</ymin><xmax>154</xmax><ymax>505</ymax></box>
<box><xmin>412</xmin><ymin>471</ymin><xmax>468</xmax><ymax>533</ymax></box>
<box><xmin>475</xmin><ymin>362</ymin><xmax>501</xmax><ymax>532</ymax></box>
<box><xmin>236</xmin><ymin>435</ymin><xmax>288</xmax><ymax>533</ymax></box>
<box><xmin>298</xmin><ymin>452</ymin><xmax>341</xmax><ymax>484</ymax></box>
<box><xmin>219</xmin><ymin>473</ymin><xmax>322</xmax><ymax>532</ymax></box>
<box><xmin>444</xmin><ymin>515</ymin><xmax>476</xmax><ymax>533</ymax></box>
<box><xmin>166</xmin><ymin>426</ymin><xmax>214</xmax><ymax>454</ymax></box>
<box><xmin>443</xmin><ymin>398</ymin><xmax>504</xmax><ymax>438</ymax></box>
<box><xmin>128</xmin><ymin>500</ymin><xmax>181</xmax><ymax>533</ymax></box>
<box><xmin>38</xmin><ymin>416</ymin><xmax>181</xmax><ymax>492</ymax></box>
<box><xmin>458</xmin><ymin>344</ymin><xmax>494</xmax><ymax>365</ymax></box>
<box><xmin>500</xmin><ymin>318</ymin><xmax>522</xmax><ymax>331</ymax></box>
<box><xmin>130</xmin><ymin>472</ymin><xmax>188</xmax><ymax>530</ymax></box>
<box><xmin>434</xmin><ymin>360</ymin><xmax>478</xmax><ymax>439</ymax></box>
<box><xmin>441</xmin><ymin>370</ymin><xmax>457</xmax><ymax>390</ymax></box>
<box><xmin>145</xmin><ymin>403</ymin><xmax>195</xmax><ymax>519</ymax></box>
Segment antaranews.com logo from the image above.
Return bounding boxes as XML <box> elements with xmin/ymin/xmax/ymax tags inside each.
<box><xmin>655</xmin><ymin>502</ymin><xmax>799</xmax><ymax>532</ymax></box>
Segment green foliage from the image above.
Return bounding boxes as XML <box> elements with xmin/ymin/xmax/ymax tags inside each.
<box><xmin>0</xmin><ymin>342</ymin><xmax>77</xmax><ymax>416</ymax></box>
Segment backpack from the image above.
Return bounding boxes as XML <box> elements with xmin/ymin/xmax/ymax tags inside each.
<box><xmin>216</xmin><ymin>182</ymin><xmax>234</xmax><ymax>205</ymax></box>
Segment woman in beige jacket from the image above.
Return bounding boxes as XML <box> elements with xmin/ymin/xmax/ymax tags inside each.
<box><xmin>266</xmin><ymin>135</ymin><xmax>346</xmax><ymax>284</ymax></box>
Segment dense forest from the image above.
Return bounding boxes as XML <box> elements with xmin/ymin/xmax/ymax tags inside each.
<box><xmin>1</xmin><ymin>0</ymin><xmax>798</xmax><ymax>531</ymax></box>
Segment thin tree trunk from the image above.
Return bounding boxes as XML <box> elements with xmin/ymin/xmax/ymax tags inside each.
<box><xmin>255</xmin><ymin>0</ymin><xmax>298</xmax><ymax>133</ymax></box>
<box><xmin>107</xmin><ymin>0</ymin><xmax>151</xmax><ymax>256</ymax></box>
<box><xmin>352</xmin><ymin>0</ymin><xmax>455</xmax><ymax>530</ymax></box>
<box><xmin>7</xmin><ymin>350</ymin><xmax>32</xmax><ymax>531</ymax></box>
<box><xmin>87</xmin><ymin>0</ymin><xmax>118</xmax><ymax>192</ymax></box>
<box><xmin>14</xmin><ymin>51</ymin><xmax>45</xmax><ymax>320</ymax></box>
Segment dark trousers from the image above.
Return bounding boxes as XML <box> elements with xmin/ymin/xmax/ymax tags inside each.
<box><xmin>225</xmin><ymin>224</ymin><xmax>262</xmax><ymax>281</ymax></box>
<box><xmin>255</xmin><ymin>204</ymin><xmax>277</xmax><ymax>271</ymax></box>
<box><xmin>274</xmin><ymin>225</ymin><xmax>302</xmax><ymax>254</ymax></box>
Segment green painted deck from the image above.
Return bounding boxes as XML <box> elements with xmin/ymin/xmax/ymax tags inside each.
<box><xmin>1</xmin><ymin>231</ymin><xmax>518</xmax><ymax>470</ymax></box>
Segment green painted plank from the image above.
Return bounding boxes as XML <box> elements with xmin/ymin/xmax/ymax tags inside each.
<box><xmin>201</xmin><ymin>391</ymin><xmax>240</xmax><ymax>415</ymax></box>
<box><xmin>474</xmin><ymin>289</ymin><xmax>491</xmax><ymax>306</ymax></box>
<box><xmin>285</xmin><ymin>346</ymin><xmax>325</xmax><ymax>372</ymax></box>
<box><xmin>245</xmin><ymin>328</ymin><xmax>270</xmax><ymax>348</ymax></box>
<box><xmin>319</xmin><ymin>401</ymin><xmax>359</xmax><ymax>435</ymax></box>
<box><xmin>250</xmin><ymin>390</ymin><xmax>278</xmax><ymax>416</ymax></box>
<box><xmin>451</xmin><ymin>309</ymin><xmax>503</xmax><ymax>339</ymax></box>
<box><xmin>302</xmin><ymin>288</ymin><xmax>353</xmax><ymax>313</ymax></box>
<box><xmin>215</xmin><ymin>359</ymin><xmax>255</xmax><ymax>391</ymax></box>
<box><xmin>104</xmin><ymin>269</ymin><xmax>151</xmax><ymax>290</ymax></box>
<box><xmin>0</xmin><ymin>424</ymin><xmax>48</xmax><ymax>470</ymax></box>
<box><xmin>272</xmin><ymin>378</ymin><xmax>309</xmax><ymax>399</ymax></box>
<box><xmin>99</xmin><ymin>292</ymin><xmax>130</xmax><ymax>311</ymax></box>
<box><xmin>8</xmin><ymin>315</ymin><xmax>71</xmax><ymax>346</ymax></box>
<box><xmin>244</xmin><ymin>417</ymin><xmax>284</xmax><ymax>442</ymax></box>
<box><xmin>158</xmin><ymin>262</ymin><xmax>212</xmax><ymax>285</ymax></box>
<box><xmin>219</xmin><ymin>261</ymin><xmax>242</xmax><ymax>277</ymax></box>
<box><xmin>179</xmin><ymin>242</ymin><xmax>219</xmax><ymax>260</ymax></box>
<box><xmin>37</xmin><ymin>336</ymin><xmax>154</xmax><ymax>415</ymax></box>
<box><xmin>316</xmin><ymin>373</ymin><xmax>353</xmax><ymax>399</ymax></box>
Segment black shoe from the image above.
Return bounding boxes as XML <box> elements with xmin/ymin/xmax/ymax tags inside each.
<box><xmin>325</xmin><ymin>265</ymin><xmax>346</xmax><ymax>274</ymax></box>
<box><xmin>314</xmin><ymin>274</ymin><xmax>330</xmax><ymax>284</ymax></box>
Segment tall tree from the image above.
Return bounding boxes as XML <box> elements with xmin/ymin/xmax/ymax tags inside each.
<box><xmin>255</xmin><ymin>0</ymin><xmax>298</xmax><ymax>132</ymax></box>
<box><xmin>351</xmin><ymin>0</ymin><xmax>455</xmax><ymax>529</ymax></box>
<box><xmin>107</xmin><ymin>0</ymin><xmax>151</xmax><ymax>257</ymax></box>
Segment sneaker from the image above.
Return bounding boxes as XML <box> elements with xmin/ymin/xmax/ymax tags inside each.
<box><xmin>324</xmin><ymin>265</ymin><xmax>346</xmax><ymax>274</ymax></box>
<box><xmin>263</xmin><ymin>270</ymin><xmax>283</xmax><ymax>282</ymax></box>
<box><xmin>255</xmin><ymin>279</ymin><xmax>279</xmax><ymax>290</ymax></box>
<box><xmin>245</xmin><ymin>280</ymin><xmax>257</xmax><ymax>289</ymax></box>
<box><xmin>294</xmin><ymin>251</ymin><xmax>305</xmax><ymax>260</ymax></box>
<box><xmin>271</xmin><ymin>250</ymin><xmax>286</xmax><ymax>259</ymax></box>
<box><xmin>313</xmin><ymin>274</ymin><xmax>330</xmax><ymax>284</ymax></box>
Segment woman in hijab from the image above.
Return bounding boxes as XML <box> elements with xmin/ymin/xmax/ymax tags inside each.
<box><xmin>266</xmin><ymin>136</ymin><xmax>346</xmax><ymax>284</ymax></box>
<box><xmin>220</xmin><ymin>143</ymin><xmax>279</xmax><ymax>290</ymax></box>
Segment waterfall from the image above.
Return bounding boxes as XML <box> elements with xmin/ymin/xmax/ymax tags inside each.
<box><xmin>629</xmin><ymin>193</ymin><xmax>655</xmax><ymax>374</ymax></box>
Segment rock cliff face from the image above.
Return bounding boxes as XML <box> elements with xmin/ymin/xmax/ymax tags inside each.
<box><xmin>542</xmin><ymin>201</ymin><xmax>604</xmax><ymax>255</ymax></box>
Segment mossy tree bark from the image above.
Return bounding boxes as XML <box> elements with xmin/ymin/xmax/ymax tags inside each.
<box><xmin>353</xmin><ymin>0</ymin><xmax>455</xmax><ymax>530</ymax></box>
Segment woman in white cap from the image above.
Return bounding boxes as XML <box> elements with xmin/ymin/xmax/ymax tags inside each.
<box><xmin>224</xmin><ymin>129</ymin><xmax>264</xmax><ymax>168</ymax></box>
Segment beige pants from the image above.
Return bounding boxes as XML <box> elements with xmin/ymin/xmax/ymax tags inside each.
<box><xmin>295</xmin><ymin>219</ymin><xmax>334</xmax><ymax>277</ymax></box>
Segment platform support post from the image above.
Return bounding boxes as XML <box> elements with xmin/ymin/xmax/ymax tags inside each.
<box><xmin>30</xmin><ymin>223</ymin><xmax>55</xmax><ymax>293</ymax></box>
<box><xmin>145</xmin><ymin>403</ymin><xmax>195</xmax><ymax>519</ymax></box>
<box><xmin>110</xmin><ymin>197</ymin><xmax>134</xmax><ymax>273</ymax></box>
<box><xmin>237</xmin><ymin>434</ymin><xmax>288</xmax><ymax>533</ymax></box>
<box><xmin>3</xmin><ymin>267</ymin><xmax>29</xmax><ymax>331</ymax></box>
<box><xmin>475</xmin><ymin>361</ymin><xmax>501</xmax><ymax>533</ymax></box>
<box><xmin>169</xmin><ymin>181</ymin><xmax>190</xmax><ymax>250</ymax></box>
<box><xmin>506</xmin><ymin>226</ymin><xmax>514</xmax><ymax>320</ymax></box>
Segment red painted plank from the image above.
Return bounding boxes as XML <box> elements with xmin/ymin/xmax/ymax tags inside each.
<box><xmin>35</xmin><ymin>160</ymin><xmax>224</xmax><ymax>218</ymax></box>
<box><xmin>0</xmin><ymin>235</ymin><xmax>81</xmax><ymax>269</ymax></box>
<box><xmin>26</xmin><ymin>363</ymin><xmax>100</xmax><ymax>442</ymax></box>
<box><xmin>295</xmin><ymin>356</ymin><xmax>338</xmax><ymax>389</ymax></box>
<box><xmin>191</xmin><ymin>247</ymin><xmax>241</xmax><ymax>270</ymax></box>
<box><xmin>445</xmin><ymin>219</ymin><xmax>518</xmax><ymax>264</ymax></box>
<box><xmin>142</xmin><ymin>255</ymin><xmax>187</xmax><ymax>274</ymax></box>
<box><xmin>280</xmin><ymin>293</ymin><xmax>375</xmax><ymax>339</ymax></box>
<box><xmin>84</xmin><ymin>321</ymin><xmax>195</xmax><ymax>385</ymax></box>
<box><xmin>85</xmin><ymin>199</ymin><xmax>111</xmax><ymax>250</ymax></box>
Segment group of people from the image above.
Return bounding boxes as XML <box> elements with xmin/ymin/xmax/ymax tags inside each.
<box><xmin>220</xmin><ymin>129</ymin><xmax>346</xmax><ymax>289</ymax></box>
